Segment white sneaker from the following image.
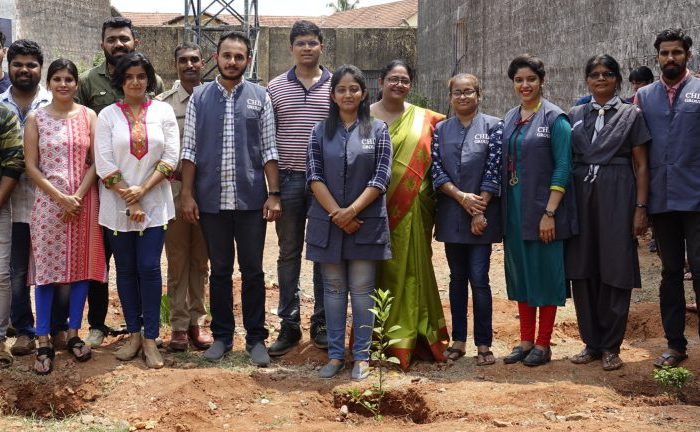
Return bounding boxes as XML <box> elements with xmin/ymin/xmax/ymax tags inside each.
<box><xmin>85</xmin><ymin>329</ymin><xmax>105</xmax><ymax>347</ymax></box>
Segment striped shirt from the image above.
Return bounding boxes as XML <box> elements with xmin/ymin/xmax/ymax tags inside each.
<box><xmin>181</xmin><ymin>76</ymin><xmax>277</xmax><ymax>210</ymax></box>
<box><xmin>267</xmin><ymin>66</ymin><xmax>331</xmax><ymax>172</ymax></box>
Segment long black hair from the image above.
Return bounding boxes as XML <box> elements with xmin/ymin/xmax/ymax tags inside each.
<box><xmin>325</xmin><ymin>64</ymin><xmax>371</xmax><ymax>139</ymax></box>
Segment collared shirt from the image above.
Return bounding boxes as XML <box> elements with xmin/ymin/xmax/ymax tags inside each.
<box><xmin>156</xmin><ymin>80</ymin><xmax>195</xmax><ymax>138</ymax></box>
<box><xmin>267</xmin><ymin>66</ymin><xmax>331</xmax><ymax>171</ymax></box>
<box><xmin>660</xmin><ymin>68</ymin><xmax>691</xmax><ymax>106</ymax></box>
<box><xmin>181</xmin><ymin>76</ymin><xmax>277</xmax><ymax>210</ymax></box>
<box><xmin>0</xmin><ymin>85</ymin><xmax>52</xmax><ymax>223</ymax></box>
<box><xmin>0</xmin><ymin>74</ymin><xmax>10</xmax><ymax>94</ymax></box>
<box><xmin>77</xmin><ymin>61</ymin><xmax>165</xmax><ymax>114</ymax></box>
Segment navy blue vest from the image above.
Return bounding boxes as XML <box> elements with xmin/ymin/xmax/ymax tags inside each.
<box><xmin>306</xmin><ymin>120</ymin><xmax>392</xmax><ymax>264</ymax></box>
<box><xmin>636</xmin><ymin>76</ymin><xmax>700</xmax><ymax>214</ymax></box>
<box><xmin>190</xmin><ymin>80</ymin><xmax>269</xmax><ymax>213</ymax></box>
<box><xmin>434</xmin><ymin>114</ymin><xmax>503</xmax><ymax>244</ymax></box>
<box><xmin>501</xmin><ymin>98</ymin><xmax>577</xmax><ymax>241</ymax></box>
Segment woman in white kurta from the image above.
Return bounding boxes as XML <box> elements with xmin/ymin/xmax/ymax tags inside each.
<box><xmin>94</xmin><ymin>52</ymin><xmax>179</xmax><ymax>369</ymax></box>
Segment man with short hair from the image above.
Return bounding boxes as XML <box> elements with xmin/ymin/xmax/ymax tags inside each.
<box><xmin>266</xmin><ymin>20</ymin><xmax>330</xmax><ymax>355</ymax></box>
<box><xmin>78</xmin><ymin>16</ymin><xmax>164</xmax><ymax>347</ymax></box>
<box><xmin>0</xmin><ymin>39</ymin><xmax>55</xmax><ymax>357</ymax></box>
<box><xmin>156</xmin><ymin>42</ymin><xmax>212</xmax><ymax>351</ymax></box>
<box><xmin>0</xmin><ymin>102</ymin><xmax>23</xmax><ymax>367</ymax></box>
<box><xmin>0</xmin><ymin>32</ymin><xmax>10</xmax><ymax>93</ymax></box>
<box><xmin>635</xmin><ymin>28</ymin><xmax>700</xmax><ymax>368</ymax></box>
<box><xmin>180</xmin><ymin>31</ymin><xmax>281</xmax><ymax>366</ymax></box>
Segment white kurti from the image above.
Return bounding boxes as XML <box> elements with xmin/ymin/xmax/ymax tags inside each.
<box><xmin>95</xmin><ymin>99</ymin><xmax>180</xmax><ymax>232</ymax></box>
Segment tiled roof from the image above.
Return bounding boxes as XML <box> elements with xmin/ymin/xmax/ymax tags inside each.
<box><xmin>120</xmin><ymin>0</ymin><xmax>417</xmax><ymax>28</ymax></box>
<box><xmin>321</xmin><ymin>0</ymin><xmax>417</xmax><ymax>28</ymax></box>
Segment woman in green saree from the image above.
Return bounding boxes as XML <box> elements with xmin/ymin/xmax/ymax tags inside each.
<box><xmin>370</xmin><ymin>60</ymin><xmax>449</xmax><ymax>370</ymax></box>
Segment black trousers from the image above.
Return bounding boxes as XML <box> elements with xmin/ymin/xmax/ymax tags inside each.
<box><xmin>651</xmin><ymin>211</ymin><xmax>700</xmax><ymax>353</ymax></box>
<box><xmin>87</xmin><ymin>227</ymin><xmax>112</xmax><ymax>334</ymax></box>
<box><xmin>571</xmin><ymin>278</ymin><xmax>631</xmax><ymax>354</ymax></box>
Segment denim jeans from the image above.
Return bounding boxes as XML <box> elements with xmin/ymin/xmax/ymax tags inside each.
<box><xmin>109</xmin><ymin>227</ymin><xmax>165</xmax><ymax>340</ymax></box>
<box><xmin>200</xmin><ymin>210</ymin><xmax>269</xmax><ymax>347</ymax></box>
<box><xmin>9</xmin><ymin>222</ymin><xmax>69</xmax><ymax>337</ymax></box>
<box><xmin>321</xmin><ymin>260</ymin><xmax>376</xmax><ymax>361</ymax></box>
<box><xmin>0</xmin><ymin>204</ymin><xmax>11</xmax><ymax>340</ymax></box>
<box><xmin>275</xmin><ymin>171</ymin><xmax>324</xmax><ymax>329</ymax></box>
<box><xmin>35</xmin><ymin>281</ymin><xmax>89</xmax><ymax>337</ymax></box>
<box><xmin>445</xmin><ymin>243</ymin><xmax>493</xmax><ymax>346</ymax></box>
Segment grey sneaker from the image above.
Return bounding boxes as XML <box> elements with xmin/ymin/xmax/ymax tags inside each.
<box><xmin>85</xmin><ymin>329</ymin><xmax>105</xmax><ymax>348</ymax></box>
<box><xmin>351</xmin><ymin>361</ymin><xmax>370</xmax><ymax>380</ymax></box>
<box><xmin>203</xmin><ymin>340</ymin><xmax>232</xmax><ymax>361</ymax></box>
<box><xmin>246</xmin><ymin>342</ymin><xmax>270</xmax><ymax>367</ymax></box>
<box><xmin>319</xmin><ymin>360</ymin><xmax>345</xmax><ymax>379</ymax></box>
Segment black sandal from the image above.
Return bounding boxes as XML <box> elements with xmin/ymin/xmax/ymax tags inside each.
<box><xmin>34</xmin><ymin>346</ymin><xmax>55</xmax><ymax>375</ymax></box>
<box><xmin>67</xmin><ymin>336</ymin><xmax>92</xmax><ymax>362</ymax></box>
<box><xmin>523</xmin><ymin>347</ymin><xmax>552</xmax><ymax>367</ymax></box>
<box><xmin>503</xmin><ymin>346</ymin><xmax>532</xmax><ymax>364</ymax></box>
<box><xmin>476</xmin><ymin>350</ymin><xmax>496</xmax><ymax>366</ymax></box>
<box><xmin>445</xmin><ymin>347</ymin><xmax>466</xmax><ymax>360</ymax></box>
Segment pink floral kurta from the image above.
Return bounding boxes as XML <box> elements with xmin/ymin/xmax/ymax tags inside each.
<box><xmin>30</xmin><ymin>107</ymin><xmax>106</xmax><ymax>285</ymax></box>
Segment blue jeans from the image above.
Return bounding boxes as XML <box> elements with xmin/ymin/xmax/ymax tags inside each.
<box><xmin>10</xmin><ymin>222</ymin><xmax>69</xmax><ymax>337</ymax></box>
<box><xmin>35</xmin><ymin>281</ymin><xmax>88</xmax><ymax>337</ymax></box>
<box><xmin>445</xmin><ymin>243</ymin><xmax>493</xmax><ymax>346</ymax></box>
<box><xmin>321</xmin><ymin>260</ymin><xmax>376</xmax><ymax>361</ymax></box>
<box><xmin>109</xmin><ymin>227</ymin><xmax>165</xmax><ymax>340</ymax></box>
<box><xmin>199</xmin><ymin>210</ymin><xmax>269</xmax><ymax>347</ymax></box>
<box><xmin>275</xmin><ymin>171</ymin><xmax>325</xmax><ymax>330</ymax></box>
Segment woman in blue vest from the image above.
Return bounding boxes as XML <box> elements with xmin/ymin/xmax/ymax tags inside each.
<box><xmin>431</xmin><ymin>73</ymin><xmax>503</xmax><ymax>365</ymax></box>
<box><xmin>566</xmin><ymin>54</ymin><xmax>650</xmax><ymax>371</ymax></box>
<box><xmin>501</xmin><ymin>55</ymin><xmax>576</xmax><ymax>367</ymax></box>
<box><xmin>306</xmin><ymin>64</ymin><xmax>392</xmax><ymax>380</ymax></box>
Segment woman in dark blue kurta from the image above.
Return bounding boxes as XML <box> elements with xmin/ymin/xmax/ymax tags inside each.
<box><xmin>501</xmin><ymin>55</ymin><xmax>575</xmax><ymax>367</ymax></box>
<box><xmin>431</xmin><ymin>73</ymin><xmax>503</xmax><ymax>365</ymax></box>
<box><xmin>305</xmin><ymin>65</ymin><xmax>392</xmax><ymax>381</ymax></box>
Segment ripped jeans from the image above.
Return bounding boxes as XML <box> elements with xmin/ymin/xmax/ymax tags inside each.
<box><xmin>321</xmin><ymin>260</ymin><xmax>376</xmax><ymax>361</ymax></box>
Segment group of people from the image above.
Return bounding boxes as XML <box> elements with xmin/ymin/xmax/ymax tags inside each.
<box><xmin>0</xmin><ymin>17</ymin><xmax>697</xmax><ymax>381</ymax></box>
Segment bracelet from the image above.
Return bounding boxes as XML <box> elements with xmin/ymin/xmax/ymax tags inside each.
<box><xmin>460</xmin><ymin>192</ymin><xmax>467</xmax><ymax>204</ymax></box>
<box><xmin>102</xmin><ymin>171</ymin><xmax>123</xmax><ymax>189</ymax></box>
<box><xmin>155</xmin><ymin>161</ymin><xmax>174</xmax><ymax>177</ymax></box>
<box><xmin>635</xmin><ymin>203</ymin><xmax>648</xmax><ymax>209</ymax></box>
<box><xmin>350</xmin><ymin>204</ymin><xmax>358</xmax><ymax>216</ymax></box>
<box><xmin>268</xmin><ymin>191</ymin><xmax>281</xmax><ymax>196</ymax></box>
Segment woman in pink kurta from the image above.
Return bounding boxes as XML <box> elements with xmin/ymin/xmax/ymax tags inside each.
<box><xmin>24</xmin><ymin>59</ymin><xmax>105</xmax><ymax>374</ymax></box>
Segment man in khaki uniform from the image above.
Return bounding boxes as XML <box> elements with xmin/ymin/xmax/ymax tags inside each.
<box><xmin>156</xmin><ymin>42</ymin><xmax>212</xmax><ymax>351</ymax></box>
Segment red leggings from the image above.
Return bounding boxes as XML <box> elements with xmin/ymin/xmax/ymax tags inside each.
<box><xmin>518</xmin><ymin>302</ymin><xmax>557</xmax><ymax>347</ymax></box>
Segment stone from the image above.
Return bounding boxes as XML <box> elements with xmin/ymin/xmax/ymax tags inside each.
<box><xmin>543</xmin><ymin>411</ymin><xmax>558</xmax><ymax>421</ymax></box>
<box><xmin>339</xmin><ymin>405</ymin><xmax>349</xmax><ymax>417</ymax></box>
<box><xmin>208</xmin><ymin>401</ymin><xmax>218</xmax><ymax>411</ymax></box>
<box><xmin>260</xmin><ymin>398</ymin><xmax>270</xmax><ymax>404</ymax></box>
<box><xmin>565</xmin><ymin>413</ymin><xmax>589</xmax><ymax>421</ymax></box>
<box><xmin>79</xmin><ymin>415</ymin><xmax>94</xmax><ymax>424</ymax></box>
<box><xmin>492</xmin><ymin>420</ymin><xmax>510</xmax><ymax>428</ymax></box>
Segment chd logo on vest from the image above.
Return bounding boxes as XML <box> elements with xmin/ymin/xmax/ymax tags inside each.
<box><xmin>246</xmin><ymin>98</ymin><xmax>263</xmax><ymax>111</ymax></box>
<box><xmin>684</xmin><ymin>92</ymin><xmax>700</xmax><ymax>104</ymax></box>
<box><xmin>361</xmin><ymin>138</ymin><xmax>376</xmax><ymax>151</ymax></box>
<box><xmin>536</xmin><ymin>126</ymin><xmax>550</xmax><ymax>138</ymax></box>
<box><xmin>474</xmin><ymin>133</ymin><xmax>489</xmax><ymax>145</ymax></box>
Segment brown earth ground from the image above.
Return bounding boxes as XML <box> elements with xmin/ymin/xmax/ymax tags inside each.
<box><xmin>1</xmin><ymin>228</ymin><xmax>699</xmax><ymax>431</ymax></box>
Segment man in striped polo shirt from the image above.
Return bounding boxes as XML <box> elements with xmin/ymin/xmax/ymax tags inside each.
<box><xmin>267</xmin><ymin>20</ymin><xmax>331</xmax><ymax>356</ymax></box>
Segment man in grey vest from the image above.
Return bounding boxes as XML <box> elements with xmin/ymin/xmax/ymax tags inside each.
<box><xmin>180</xmin><ymin>31</ymin><xmax>281</xmax><ymax>366</ymax></box>
<box><xmin>635</xmin><ymin>28</ymin><xmax>700</xmax><ymax>368</ymax></box>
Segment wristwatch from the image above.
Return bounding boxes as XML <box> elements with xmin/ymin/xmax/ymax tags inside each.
<box><xmin>544</xmin><ymin>209</ymin><xmax>556</xmax><ymax>218</ymax></box>
<box><xmin>268</xmin><ymin>191</ymin><xmax>281</xmax><ymax>196</ymax></box>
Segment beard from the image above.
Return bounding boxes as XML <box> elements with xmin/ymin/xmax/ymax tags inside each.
<box><xmin>662</xmin><ymin>62</ymin><xmax>684</xmax><ymax>81</ymax></box>
<box><xmin>105</xmin><ymin>47</ymin><xmax>130</xmax><ymax>65</ymax></box>
<box><xmin>217</xmin><ymin>64</ymin><xmax>247</xmax><ymax>82</ymax></box>
<box><xmin>10</xmin><ymin>74</ymin><xmax>40</xmax><ymax>92</ymax></box>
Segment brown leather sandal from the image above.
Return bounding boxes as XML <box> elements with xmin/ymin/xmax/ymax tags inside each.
<box><xmin>602</xmin><ymin>352</ymin><xmax>623</xmax><ymax>371</ymax></box>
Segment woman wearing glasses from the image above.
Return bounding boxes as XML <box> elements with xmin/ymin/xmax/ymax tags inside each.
<box><xmin>566</xmin><ymin>54</ymin><xmax>650</xmax><ymax>371</ymax></box>
<box><xmin>502</xmin><ymin>54</ymin><xmax>576</xmax><ymax>367</ymax></box>
<box><xmin>431</xmin><ymin>74</ymin><xmax>503</xmax><ymax>365</ymax></box>
<box><xmin>370</xmin><ymin>59</ymin><xmax>449</xmax><ymax>370</ymax></box>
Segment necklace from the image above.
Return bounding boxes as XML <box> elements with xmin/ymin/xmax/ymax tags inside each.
<box><xmin>508</xmin><ymin>101</ymin><xmax>541</xmax><ymax>186</ymax></box>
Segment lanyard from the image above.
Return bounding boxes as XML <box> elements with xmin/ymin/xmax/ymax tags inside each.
<box><xmin>508</xmin><ymin>101</ymin><xmax>541</xmax><ymax>186</ymax></box>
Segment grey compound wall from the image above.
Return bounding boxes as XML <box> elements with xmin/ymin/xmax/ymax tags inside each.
<box><xmin>416</xmin><ymin>0</ymin><xmax>700</xmax><ymax>117</ymax></box>
<box><xmin>8</xmin><ymin>0</ymin><xmax>112</xmax><ymax>74</ymax></box>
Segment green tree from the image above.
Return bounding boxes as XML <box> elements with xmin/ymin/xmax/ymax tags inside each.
<box><xmin>327</xmin><ymin>0</ymin><xmax>360</xmax><ymax>12</ymax></box>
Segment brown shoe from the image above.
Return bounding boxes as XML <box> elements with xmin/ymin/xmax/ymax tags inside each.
<box><xmin>570</xmin><ymin>347</ymin><xmax>602</xmax><ymax>365</ymax></box>
<box><xmin>169</xmin><ymin>331</ymin><xmax>189</xmax><ymax>352</ymax></box>
<box><xmin>188</xmin><ymin>326</ymin><xmax>213</xmax><ymax>350</ymax></box>
<box><xmin>10</xmin><ymin>335</ymin><xmax>36</xmax><ymax>356</ymax></box>
<box><xmin>602</xmin><ymin>352</ymin><xmax>623</xmax><ymax>371</ymax></box>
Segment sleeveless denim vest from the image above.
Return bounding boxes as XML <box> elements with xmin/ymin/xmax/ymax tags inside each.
<box><xmin>636</xmin><ymin>76</ymin><xmax>700</xmax><ymax>214</ymax></box>
<box><xmin>190</xmin><ymin>80</ymin><xmax>268</xmax><ymax>213</ymax></box>
<box><xmin>434</xmin><ymin>113</ymin><xmax>503</xmax><ymax>244</ymax></box>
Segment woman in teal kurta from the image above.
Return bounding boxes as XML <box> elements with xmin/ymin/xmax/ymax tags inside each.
<box><xmin>501</xmin><ymin>55</ymin><xmax>574</xmax><ymax>367</ymax></box>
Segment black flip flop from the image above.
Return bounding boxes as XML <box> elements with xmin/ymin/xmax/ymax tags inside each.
<box><xmin>67</xmin><ymin>336</ymin><xmax>92</xmax><ymax>362</ymax></box>
<box><xmin>446</xmin><ymin>347</ymin><xmax>466</xmax><ymax>360</ymax></box>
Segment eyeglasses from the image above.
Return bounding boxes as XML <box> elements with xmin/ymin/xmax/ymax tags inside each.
<box><xmin>293</xmin><ymin>40</ymin><xmax>321</xmax><ymax>48</ymax></box>
<box><xmin>386</xmin><ymin>76</ymin><xmax>411</xmax><ymax>86</ymax></box>
<box><xmin>450</xmin><ymin>89</ymin><xmax>477</xmax><ymax>98</ymax></box>
<box><xmin>587</xmin><ymin>71</ymin><xmax>617</xmax><ymax>80</ymax></box>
